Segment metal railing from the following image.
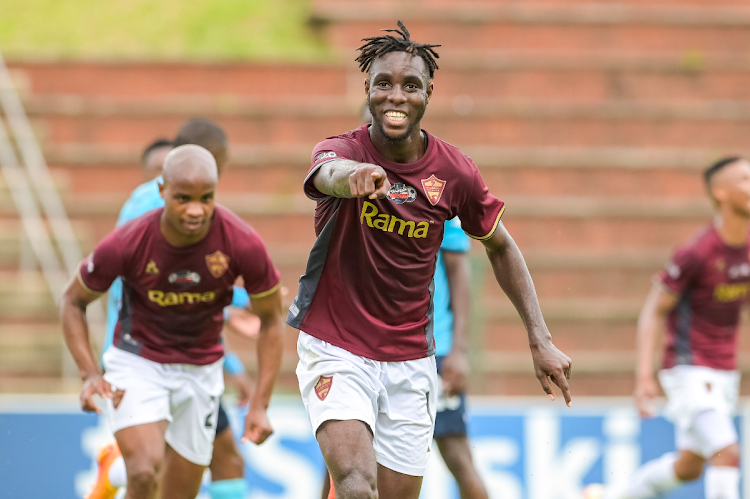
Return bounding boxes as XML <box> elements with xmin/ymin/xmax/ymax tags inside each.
<box><xmin>0</xmin><ymin>52</ymin><xmax>104</xmax><ymax>378</ymax></box>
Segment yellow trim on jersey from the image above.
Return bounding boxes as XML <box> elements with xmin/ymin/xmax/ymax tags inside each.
<box><xmin>77</xmin><ymin>268</ymin><xmax>106</xmax><ymax>296</ymax></box>
<box><xmin>248</xmin><ymin>282</ymin><xmax>282</xmax><ymax>299</ymax></box>
<box><xmin>466</xmin><ymin>205</ymin><xmax>506</xmax><ymax>241</ymax></box>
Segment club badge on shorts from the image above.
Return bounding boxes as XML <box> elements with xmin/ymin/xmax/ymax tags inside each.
<box><xmin>205</xmin><ymin>250</ymin><xmax>230</xmax><ymax>278</ymax></box>
<box><xmin>421</xmin><ymin>174</ymin><xmax>447</xmax><ymax>206</ymax></box>
<box><xmin>315</xmin><ymin>375</ymin><xmax>333</xmax><ymax>401</ymax></box>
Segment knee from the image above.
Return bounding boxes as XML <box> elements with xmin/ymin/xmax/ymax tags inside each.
<box><xmin>126</xmin><ymin>459</ymin><xmax>162</xmax><ymax>491</ymax></box>
<box><xmin>674</xmin><ymin>454</ymin><xmax>705</xmax><ymax>482</ymax></box>
<box><xmin>712</xmin><ymin>444</ymin><xmax>740</xmax><ymax>468</ymax></box>
<box><xmin>335</xmin><ymin>468</ymin><xmax>377</xmax><ymax>499</ymax></box>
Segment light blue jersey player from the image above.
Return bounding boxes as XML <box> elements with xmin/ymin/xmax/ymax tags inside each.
<box><xmin>432</xmin><ymin>217</ymin><xmax>489</xmax><ymax>499</ymax></box>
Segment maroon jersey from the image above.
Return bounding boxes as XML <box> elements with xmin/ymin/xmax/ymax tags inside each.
<box><xmin>79</xmin><ymin>206</ymin><xmax>280</xmax><ymax>365</ymax></box>
<box><xmin>287</xmin><ymin>125</ymin><xmax>505</xmax><ymax>361</ymax></box>
<box><xmin>658</xmin><ymin>225</ymin><xmax>750</xmax><ymax>370</ymax></box>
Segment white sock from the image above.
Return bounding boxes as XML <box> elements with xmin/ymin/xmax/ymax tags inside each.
<box><xmin>604</xmin><ymin>452</ymin><xmax>681</xmax><ymax>499</ymax></box>
<box><xmin>108</xmin><ymin>456</ymin><xmax>127</xmax><ymax>488</ymax></box>
<box><xmin>704</xmin><ymin>466</ymin><xmax>739</xmax><ymax>499</ymax></box>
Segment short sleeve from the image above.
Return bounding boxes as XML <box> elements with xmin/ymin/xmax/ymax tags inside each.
<box><xmin>441</xmin><ymin>217</ymin><xmax>471</xmax><ymax>253</ymax></box>
<box><xmin>457</xmin><ymin>165</ymin><xmax>505</xmax><ymax>241</ymax></box>
<box><xmin>78</xmin><ymin>231</ymin><xmax>126</xmax><ymax>294</ymax></box>
<box><xmin>304</xmin><ymin>137</ymin><xmax>365</xmax><ymax>200</ymax></box>
<box><xmin>237</xmin><ymin>234</ymin><xmax>281</xmax><ymax>299</ymax></box>
<box><xmin>658</xmin><ymin>245</ymin><xmax>703</xmax><ymax>295</ymax></box>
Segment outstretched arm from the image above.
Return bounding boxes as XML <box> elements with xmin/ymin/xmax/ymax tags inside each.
<box><xmin>237</xmin><ymin>288</ymin><xmax>284</xmax><ymax>445</ymax></box>
<box><xmin>312</xmin><ymin>159</ymin><xmax>391</xmax><ymax>199</ymax></box>
<box><xmin>481</xmin><ymin>221</ymin><xmax>573</xmax><ymax>406</ymax></box>
<box><xmin>635</xmin><ymin>284</ymin><xmax>676</xmax><ymax>417</ymax></box>
<box><xmin>60</xmin><ymin>275</ymin><xmax>113</xmax><ymax>413</ymax></box>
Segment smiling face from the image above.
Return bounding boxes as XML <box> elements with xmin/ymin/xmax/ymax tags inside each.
<box><xmin>365</xmin><ymin>51</ymin><xmax>433</xmax><ymax>144</ymax></box>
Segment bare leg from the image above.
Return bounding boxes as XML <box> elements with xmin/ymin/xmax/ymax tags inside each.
<box><xmin>673</xmin><ymin>450</ymin><xmax>706</xmax><ymax>481</ymax></box>
<box><xmin>710</xmin><ymin>443</ymin><xmax>740</xmax><ymax>467</ymax></box>
<box><xmin>435</xmin><ymin>436</ymin><xmax>488</xmax><ymax>499</ymax></box>
<box><xmin>159</xmin><ymin>444</ymin><xmax>207</xmax><ymax>499</ymax></box>
<box><xmin>376</xmin><ymin>464</ymin><xmax>423</xmax><ymax>499</ymax></box>
<box><xmin>209</xmin><ymin>427</ymin><xmax>244</xmax><ymax>481</ymax></box>
<box><xmin>317</xmin><ymin>420</ymin><xmax>378</xmax><ymax>499</ymax></box>
<box><xmin>116</xmin><ymin>421</ymin><xmax>169</xmax><ymax>499</ymax></box>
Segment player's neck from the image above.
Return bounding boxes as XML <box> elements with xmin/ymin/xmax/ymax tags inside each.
<box><xmin>159</xmin><ymin>214</ymin><xmax>211</xmax><ymax>247</ymax></box>
<box><xmin>714</xmin><ymin>211</ymin><xmax>749</xmax><ymax>247</ymax></box>
<box><xmin>369</xmin><ymin>124</ymin><xmax>426</xmax><ymax>164</ymax></box>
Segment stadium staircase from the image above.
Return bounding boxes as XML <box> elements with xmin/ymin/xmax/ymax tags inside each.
<box><xmin>3</xmin><ymin>0</ymin><xmax>750</xmax><ymax>396</ymax></box>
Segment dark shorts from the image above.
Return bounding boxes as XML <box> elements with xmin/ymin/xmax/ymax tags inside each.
<box><xmin>433</xmin><ymin>355</ymin><xmax>468</xmax><ymax>438</ymax></box>
<box><xmin>216</xmin><ymin>402</ymin><xmax>230</xmax><ymax>435</ymax></box>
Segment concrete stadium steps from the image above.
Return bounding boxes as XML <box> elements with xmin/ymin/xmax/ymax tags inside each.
<box><xmin>29</xmin><ymin>100</ymin><xmax>750</xmax><ymax>149</ymax></box>
<box><xmin>314</xmin><ymin>1</ymin><xmax>750</xmax><ymax>53</ymax></box>
<box><xmin>7</xmin><ymin>62</ymin><xmax>348</xmax><ymax>99</ymax></box>
<box><xmin>0</xmin><ymin>323</ymin><xmax>64</xmax><ymax>377</ymax></box>
<box><xmin>15</xmin><ymin>56</ymin><xmax>750</xmax><ymax>103</ymax></box>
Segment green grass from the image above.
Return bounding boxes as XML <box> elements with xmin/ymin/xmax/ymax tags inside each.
<box><xmin>0</xmin><ymin>0</ymin><xmax>331</xmax><ymax>61</ymax></box>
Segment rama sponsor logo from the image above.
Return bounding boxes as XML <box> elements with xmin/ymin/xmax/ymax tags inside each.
<box><xmin>714</xmin><ymin>282</ymin><xmax>750</xmax><ymax>302</ymax></box>
<box><xmin>148</xmin><ymin>290</ymin><xmax>217</xmax><ymax>307</ymax></box>
<box><xmin>360</xmin><ymin>201</ymin><xmax>429</xmax><ymax>238</ymax></box>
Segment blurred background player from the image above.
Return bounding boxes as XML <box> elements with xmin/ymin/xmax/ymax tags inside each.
<box><xmin>431</xmin><ymin>217</ymin><xmax>489</xmax><ymax>499</ymax></box>
<box><xmin>92</xmin><ymin>119</ymin><xmax>259</xmax><ymax>499</ymax></box>
<box><xmin>583</xmin><ymin>156</ymin><xmax>750</xmax><ymax>499</ymax></box>
<box><xmin>292</xmin><ymin>21</ymin><xmax>571</xmax><ymax>499</ymax></box>
<box><xmin>61</xmin><ymin>145</ymin><xmax>284</xmax><ymax>499</ymax></box>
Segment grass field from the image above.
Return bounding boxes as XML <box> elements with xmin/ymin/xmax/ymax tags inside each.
<box><xmin>0</xmin><ymin>0</ymin><xmax>330</xmax><ymax>61</ymax></box>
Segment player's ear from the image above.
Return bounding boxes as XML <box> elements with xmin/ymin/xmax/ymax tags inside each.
<box><xmin>426</xmin><ymin>81</ymin><xmax>433</xmax><ymax>104</ymax></box>
<box><xmin>158</xmin><ymin>180</ymin><xmax>166</xmax><ymax>200</ymax></box>
<box><xmin>364</xmin><ymin>77</ymin><xmax>370</xmax><ymax>96</ymax></box>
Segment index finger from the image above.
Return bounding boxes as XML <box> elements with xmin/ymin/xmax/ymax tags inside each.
<box><xmin>552</xmin><ymin>371</ymin><xmax>572</xmax><ymax>407</ymax></box>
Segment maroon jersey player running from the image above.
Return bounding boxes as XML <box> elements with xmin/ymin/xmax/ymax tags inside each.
<box><xmin>584</xmin><ymin>157</ymin><xmax>750</xmax><ymax>499</ymax></box>
<box><xmin>60</xmin><ymin>145</ymin><xmax>284</xmax><ymax>499</ymax></box>
<box><xmin>288</xmin><ymin>22</ymin><xmax>572</xmax><ymax>499</ymax></box>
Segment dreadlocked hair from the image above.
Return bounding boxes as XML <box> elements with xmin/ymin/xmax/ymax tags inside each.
<box><xmin>356</xmin><ymin>20</ymin><xmax>440</xmax><ymax>78</ymax></box>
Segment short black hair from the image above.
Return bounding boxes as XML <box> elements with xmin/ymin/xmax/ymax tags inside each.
<box><xmin>356</xmin><ymin>20</ymin><xmax>440</xmax><ymax>79</ymax></box>
<box><xmin>141</xmin><ymin>138</ymin><xmax>173</xmax><ymax>164</ymax></box>
<box><xmin>704</xmin><ymin>156</ymin><xmax>744</xmax><ymax>187</ymax></box>
<box><xmin>173</xmin><ymin>117</ymin><xmax>227</xmax><ymax>151</ymax></box>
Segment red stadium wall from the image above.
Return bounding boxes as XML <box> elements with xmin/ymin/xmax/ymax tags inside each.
<box><xmin>3</xmin><ymin>0</ymin><xmax>750</xmax><ymax>396</ymax></box>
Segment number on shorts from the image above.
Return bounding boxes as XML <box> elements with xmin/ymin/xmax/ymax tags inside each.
<box><xmin>205</xmin><ymin>396</ymin><xmax>217</xmax><ymax>428</ymax></box>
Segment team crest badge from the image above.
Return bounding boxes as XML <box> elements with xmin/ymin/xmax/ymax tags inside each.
<box><xmin>421</xmin><ymin>175</ymin><xmax>447</xmax><ymax>206</ymax></box>
<box><xmin>205</xmin><ymin>251</ymin><xmax>230</xmax><ymax>278</ymax></box>
<box><xmin>314</xmin><ymin>375</ymin><xmax>333</xmax><ymax>401</ymax></box>
<box><xmin>145</xmin><ymin>260</ymin><xmax>159</xmax><ymax>275</ymax></box>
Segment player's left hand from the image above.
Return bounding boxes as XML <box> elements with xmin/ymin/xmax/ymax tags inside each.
<box><xmin>228</xmin><ymin>372</ymin><xmax>254</xmax><ymax>407</ymax></box>
<box><xmin>242</xmin><ymin>406</ymin><xmax>274</xmax><ymax>445</ymax></box>
<box><xmin>531</xmin><ymin>339</ymin><xmax>573</xmax><ymax>407</ymax></box>
<box><xmin>440</xmin><ymin>351</ymin><xmax>469</xmax><ymax>397</ymax></box>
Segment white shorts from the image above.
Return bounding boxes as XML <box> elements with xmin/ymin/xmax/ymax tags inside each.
<box><xmin>296</xmin><ymin>331</ymin><xmax>438</xmax><ymax>476</ymax></box>
<box><xmin>103</xmin><ymin>347</ymin><xmax>224</xmax><ymax>466</ymax></box>
<box><xmin>658</xmin><ymin>365</ymin><xmax>740</xmax><ymax>458</ymax></box>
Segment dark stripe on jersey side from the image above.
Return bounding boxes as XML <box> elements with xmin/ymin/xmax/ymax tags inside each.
<box><xmin>286</xmin><ymin>198</ymin><xmax>342</xmax><ymax>328</ymax></box>
<box><xmin>115</xmin><ymin>280</ymin><xmax>143</xmax><ymax>356</ymax></box>
<box><xmin>425</xmin><ymin>277</ymin><xmax>436</xmax><ymax>356</ymax></box>
<box><xmin>674</xmin><ymin>290</ymin><xmax>693</xmax><ymax>366</ymax></box>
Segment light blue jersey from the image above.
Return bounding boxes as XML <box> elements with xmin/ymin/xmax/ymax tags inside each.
<box><xmin>433</xmin><ymin>217</ymin><xmax>471</xmax><ymax>357</ymax></box>
<box><xmin>104</xmin><ymin>177</ymin><xmax>250</xmax><ymax>375</ymax></box>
